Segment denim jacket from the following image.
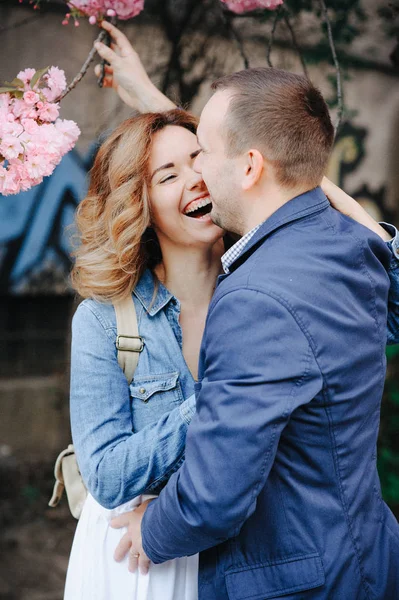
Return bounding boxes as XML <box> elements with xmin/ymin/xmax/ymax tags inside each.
<box><xmin>70</xmin><ymin>269</ymin><xmax>196</xmax><ymax>509</ymax></box>
<box><xmin>71</xmin><ymin>229</ymin><xmax>399</xmax><ymax>512</ymax></box>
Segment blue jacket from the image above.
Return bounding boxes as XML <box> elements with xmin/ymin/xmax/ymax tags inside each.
<box><xmin>70</xmin><ymin>270</ymin><xmax>196</xmax><ymax>509</ymax></box>
<box><xmin>142</xmin><ymin>188</ymin><xmax>399</xmax><ymax>600</ymax></box>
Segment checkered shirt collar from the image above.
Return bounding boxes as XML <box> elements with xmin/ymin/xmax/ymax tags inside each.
<box><xmin>221</xmin><ymin>223</ymin><xmax>262</xmax><ymax>274</ymax></box>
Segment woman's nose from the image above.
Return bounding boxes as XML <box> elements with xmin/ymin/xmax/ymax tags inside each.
<box><xmin>186</xmin><ymin>170</ymin><xmax>205</xmax><ymax>191</ymax></box>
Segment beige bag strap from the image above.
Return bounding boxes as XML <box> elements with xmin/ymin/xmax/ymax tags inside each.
<box><xmin>114</xmin><ymin>293</ymin><xmax>144</xmax><ymax>384</ymax></box>
<box><xmin>48</xmin><ymin>443</ymin><xmax>75</xmax><ymax>508</ymax></box>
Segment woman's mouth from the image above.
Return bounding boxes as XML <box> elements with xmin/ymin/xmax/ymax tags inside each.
<box><xmin>183</xmin><ymin>196</ymin><xmax>213</xmax><ymax>219</ymax></box>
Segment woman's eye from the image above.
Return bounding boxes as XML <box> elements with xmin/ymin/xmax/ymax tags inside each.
<box><xmin>160</xmin><ymin>174</ymin><xmax>176</xmax><ymax>183</ymax></box>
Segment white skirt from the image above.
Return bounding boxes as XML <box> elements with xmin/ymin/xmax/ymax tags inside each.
<box><xmin>64</xmin><ymin>493</ymin><xmax>199</xmax><ymax>600</ymax></box>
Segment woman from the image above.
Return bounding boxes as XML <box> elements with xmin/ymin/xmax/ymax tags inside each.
<box><xmin>65</xmin><ymin>108</ymin><xmax>222</xmax><ymax>600</ymax></box>
<box><xmin>65</xmin><ymin>22</ymin><xmax>399</xmax><ymax>600</ymax></box>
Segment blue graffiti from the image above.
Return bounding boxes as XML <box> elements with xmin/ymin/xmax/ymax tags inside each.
<box><xmin>0</xmin><ymin>147</ymin><xmax>94</xmax><ymax>294</ymax></box>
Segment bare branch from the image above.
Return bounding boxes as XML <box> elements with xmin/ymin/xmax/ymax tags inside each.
<box><xmin>318</xmin><ymin>0</ymin><xmax>343</xmax><ymax>134</ymax></box>
<box><xmin>282</xmin><ymin>8</ymin><xmax>309</xmax><ymax>78</ymax></box>
<box><xmin>219</xmin><ymin>7</ymin><xmax>250</xmax><ymax>69</ymax></box>
<box><xmin>266</xmin><ymin>8</ymin><xmax>281</xmax><ymax>68</ymax></box>
<box><xmin>0</xmin><ymin>14</ymin><xmax>41</xmax><ymax>33</ymax></box>
<box><xmin>56</xmin><ymin>29</ymin><xmax>108</xmax><ymax>101</ymax></box>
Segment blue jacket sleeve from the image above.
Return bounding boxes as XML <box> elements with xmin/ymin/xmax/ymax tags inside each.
<box><xmin>70</xmin><ymin>303</ymin><xmax>196</xmax><ymax>510</ymax></box>
<box><xmin>141</xmin><ymin>288</ymin><xmax>323</xmax><ymax>563</ymax></box>
<box><xmin>383</xmin><ymin>225</ymin><xmax>399</xmax><ymax>344</ymax></box>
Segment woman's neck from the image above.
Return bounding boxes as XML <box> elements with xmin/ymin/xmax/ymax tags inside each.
<box><xmin>155</xmin><ymin>239</ymin><xmax>224</xmax><ymax>308</ymax></box>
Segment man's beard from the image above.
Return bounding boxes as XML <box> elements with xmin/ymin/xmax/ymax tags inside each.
<box><xmin>211</xmin><ymin>205</ymin><xmax>243</xmax><ymax>236</ymax></box>
<box><xmin>210</xmin><ymin>208</ymin><xmax>224</xmax><ymax>229</ymax></box>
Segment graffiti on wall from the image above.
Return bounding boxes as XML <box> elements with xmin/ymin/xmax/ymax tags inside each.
<box><xmin>0</xmin><ymin>148</ymin><xmax>94</xmax><ymax>295</ymax></box>
<box><xmin>327</xmin><ymin>122</ymin><xmax>395</xmax><ymax>224</ymax></box>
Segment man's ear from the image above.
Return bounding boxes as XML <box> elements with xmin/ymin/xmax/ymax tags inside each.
<box><xmin>242</xmin><ymin>149</ymin><xmax>264</xmax><ymax>191</ymax></box>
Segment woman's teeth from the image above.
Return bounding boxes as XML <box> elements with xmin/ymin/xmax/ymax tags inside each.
<box><xmin>184</xmin><ymin>197</ymin><xmax>212</xmax><ymax>218</ymax></box>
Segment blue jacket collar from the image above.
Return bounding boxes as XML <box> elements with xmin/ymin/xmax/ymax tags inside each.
<box><xmin>133</xmin><ymin>269</ymin><xmax>174</xmax><ymax>316</ymax></box>
<box><xmin>228</xmin><ymin>186</ymin><xmax>330</xmax><ymax>273</ymax></box>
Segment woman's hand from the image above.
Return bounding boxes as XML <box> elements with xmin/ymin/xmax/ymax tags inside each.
<box><xmin>321</xmin><ymin>177</ymin><xmax>391</xmax><ymax>242</ymax></box>
<box><xmin>94</xmin><ymin>20</ymin><xmax>176</xmax><ymax>113</ymax></box>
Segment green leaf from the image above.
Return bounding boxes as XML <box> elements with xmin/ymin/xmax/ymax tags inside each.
<box><xmin>0</xmin><ymin>86</ymin><xmax>21</xmax><ymax>93</ymax></box>
<box><xmin>30</xmin><ymin>67</ymin><xmax>49</xmax><ymax>90</ymax></box>
<box><xmin>4</xmin><ymin>77</ymin><xmax>24</xmax><ymax>88</ymax></box>
<box><xmin>13</xmin><ymin>90</ymin><xmax>24</xmax><ymax>99</ymax></box>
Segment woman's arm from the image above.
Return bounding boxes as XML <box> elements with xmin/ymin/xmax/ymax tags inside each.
<box><xmin>322</xmin><ymin>177</ymin><xmax>399</xmax><ymax>344</ymax></box>
<box><xmin>321</xmin><ymin>177</ymin><xmax>392</xmax><ymax>241</ymax></box>
<box><xmin>70</xmin><ymin>302</ymin><xmax>195</xmax><ymax>510</ymax></box>
<box><xmin>94</xmin><ymin>21</ymin><xmax>176</xmax><ymax>113</ymax></box>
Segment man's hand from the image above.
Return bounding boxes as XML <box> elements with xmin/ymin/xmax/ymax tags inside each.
<box><xmin>110</xmin><ymin>499</ymin><xmax>153</xmax><ymax>574</ymax></box>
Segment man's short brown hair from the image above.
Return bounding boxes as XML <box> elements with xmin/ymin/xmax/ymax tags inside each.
<box><xmin>211</xmin><ymin>68</ymin><xmax>334</xmax><ymax>189</ymax></box>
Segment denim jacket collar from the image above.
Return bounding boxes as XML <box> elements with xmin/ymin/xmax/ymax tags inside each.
<box><xmin>133</xmin><ymin>269</ymin><xmax>175</xmax><ymax>316</ymax></box>
<box><xmin>228</xmin><ymin>186</ymin><xmax>330</xmax><ymax>274</ymax></box>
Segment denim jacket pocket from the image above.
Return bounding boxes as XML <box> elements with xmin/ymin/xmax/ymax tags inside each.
<box><xmin>129</xmin><ymin>372</ymin><xmax>183</xmax><ymax>430</ymax></box>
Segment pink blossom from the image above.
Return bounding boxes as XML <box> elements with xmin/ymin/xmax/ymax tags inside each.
<box><xmin>0</xmin><ymin>167</ymin><xmax>21</xmax><ymax>195</ymax></box>
<box><xmin>68</xmin><ymin>0</ymin><xmax>144</xmax><ymax>21</ymax></box>
<box><xmin>16</xmin><ymin>68</ymin><xmax>36</xmax><ymax>87</ymax></box>
<box><xmin>0</xmin><ymin>94</ymin><xmax>10</xmax><ymax>121</ymax></box>
<box><xmin>0</xmin><ymin>136</ymin><xmax>24</xmax><ymax>160</ymax></box>
<box><xmin>221</xmin><ymin>0</ymin><xmax>283</xmax><ymax>13</ymax></box>
<box><xmin>0</xmin><ymin>66</ymin><xmax>80</xmax><ymax>195</ymax></box>
<box><xmin>1</xmin><ymin>121</ymin><xmax>24</xmax><ymax>138</ymax></box>
<box><xmin>23</xmin><ymin>90</ymin><xmax>40</xmax><ymax>106</ymax></box>
<box><xmin>24</xmin><ymin>153</ymin><xmax>49</xmax><ymax>180</ymax></box>
<box><xmin>37</xmin><ymin>102</ymin><xmax>60</xmax><ymax>122</ymax></box>
<box><xmin>11</xmin><ymin>98</ymin><xmax>34</xmax><ymax>120</ymax></box>
<box><xmin>46</xmin><ymin>67</ymin><xmax>67</xmax><ymax>91</ymax></box>
<box><xmin>89</xmin><ymin>15</ymin><xmax>97</xmax><ymax>24</ymax></box>
<box><xmin>42</xmin><ymin>67</ymin><xmax>67</xmax><ymax>102</ymax></box>
<box><xmin>54</xmin><ymin>119</ymin><xmax>81</xmax><ymax>148</ymax></box>
<box><xmin>21</xmin><ymin>118</ymin><xmax>40</xmax><ymax>135</ymax></box>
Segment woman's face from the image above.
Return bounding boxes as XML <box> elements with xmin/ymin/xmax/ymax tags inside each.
<box><xmin>148</xmin><ymin>125</ymin><xmax>224</xmax><ymax>249</ymax></box>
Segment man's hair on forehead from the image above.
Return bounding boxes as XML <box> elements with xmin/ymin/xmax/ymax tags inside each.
<box><xmin>211</xmin><ymin>67</ymin><xmax>334</xmax><ymax>189</ymax></box>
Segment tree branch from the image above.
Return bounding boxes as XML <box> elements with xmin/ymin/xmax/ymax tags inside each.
<box><xmin>219</xmin><ymin>7</ymin><xmax>250</xmax><ymax>69</ymax></box>
<box><xmin>266</xmin><ymin>8</ymin><xmax>281</xmax><ymax>68</ymax></box>
<box><xmin>55</xmin><ymin>28</ymin><xmax>108</xmax><ymax>101</ymax></box>
<box><xmin>282</xmin><ymin>8</ymin><xmax>309</xmax><ymax>78</ymax></box>
<box><xmin>0</xmin><ymin>14</ymin><xmax>41</xmax><ymax>33</ymax></box>
<box><xmin>318</xmin><ymin>0</ymin><xmax>343</xmax><ymax>134</ymax></box>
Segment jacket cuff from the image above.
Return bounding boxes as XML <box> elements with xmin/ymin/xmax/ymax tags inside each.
<box><xmin>179</xmin><ymin>393</ymin><xmax>196</xmax><ymax>425</ymax></box>
<box><xmin>380</xmin><ymin>222</ymin><xmax>399</xmax><ymax>260</ymax></box>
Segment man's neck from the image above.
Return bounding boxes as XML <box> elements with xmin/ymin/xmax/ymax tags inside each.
<box><xmin>242</xmin><ymin>183</ymin><xmax>314</xmax><ymax>236</ymax></box>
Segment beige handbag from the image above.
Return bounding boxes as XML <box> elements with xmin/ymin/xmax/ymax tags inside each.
<box><xmin>48</xmin><ymin>294</ymin><xmax>144</xmax><ymax>519</ymax></box>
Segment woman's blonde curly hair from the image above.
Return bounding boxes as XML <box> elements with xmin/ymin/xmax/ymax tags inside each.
<box><xmin>71</xmin><ymin>109</ymin><xmax>198</xmax><ymax>303</ymax></box>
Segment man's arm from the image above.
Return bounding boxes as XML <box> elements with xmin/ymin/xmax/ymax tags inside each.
<box><xmin>141</xmin><ymin>288</ymin><xmax>323</xmax><ymax>563</ymax></box>
<box><xmin>321</xmin><ymin>177</ymin><xmax>399</xmax><ymax>344</ymax></box>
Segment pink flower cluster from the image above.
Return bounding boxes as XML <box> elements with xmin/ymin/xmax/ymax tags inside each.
<box><xmin>221</xmin><ymin>0</ymin><xmax>283</xmax><ymax>14</ymax></box>
<box><xmin>0</xmin><ymin>67</ymin><xmax>80</xmax><ymax>196</ymax></box>
<box><xmin>64</xmin><ymin>0</ymin><xmax>144</xmax><ymax>25</ymax></box>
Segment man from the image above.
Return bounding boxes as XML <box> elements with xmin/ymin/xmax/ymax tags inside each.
<box><xmin>113</xmin><ymin>68</ymin><xmax>399</xmax><ymax>598</ymax></box>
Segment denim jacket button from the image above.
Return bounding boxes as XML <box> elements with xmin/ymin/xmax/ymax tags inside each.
<box><xmin>139</xmin><ymin>387</ymin><xmax>146</xmax><ymax>394</ymax></box>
